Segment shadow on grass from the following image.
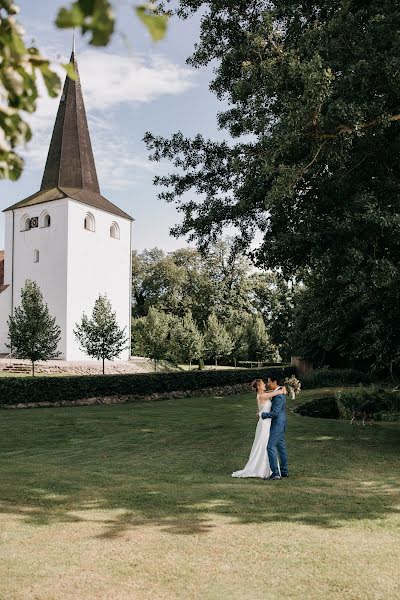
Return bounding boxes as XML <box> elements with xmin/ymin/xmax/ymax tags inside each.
<box><xmin>0</xmin><ymin>397</ymin><xmax>399</xmax><ymax>537</ymax></box>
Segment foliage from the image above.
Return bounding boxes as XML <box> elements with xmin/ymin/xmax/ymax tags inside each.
<box><xmin>0</xmin><ymin>2</ymin><xmax>61</xmax><ymax>179</ymax></box>
<box><xmin>252</xmin><ymin>272</ymin><xmax>302</xmax><ymax>362</ymax></box>
<box><xmin>226</xmin><ymin>320</ymin><xmax>248</xmax><ymax>367</ymax></box>
<box><xmin>203</xmin><ymin>313</ymin><xmax>233</xmax><ymax>366</ymax></box>
<box><xmin>146</xmin><ymin>0</ymin><xmax>400</xmax><ymax>372</ymax></box>
<box><xmin>335</xmin><ymin>387</ymin><xmax>400</xmax><ymax>421</ymax></box>
<box><xmin>131</xmin><ymin>307</ymin><xmax>172</xmax><ymax>370</ymax></box>
<box><xmin>7</xmin><ymin>280</ymin><xmax>61</xmax><ymax>375</ymax></box>
<box><xmin>292</xmin><ymin>268</ymin><xmax>400</xmax><ymax>374</ymax></box>
<box><xmin>301</xmin><ymin>368</ymin><xmax>372</xmax><ymax>390</ymax></box>
<box><xmin>246</xmin><ymin>315</ymin><xmax>276</xmax><ymax>364</ymax></box>
<box><xmin>170</xmin><ymin>311</ymin><xmax>203</xmax><ymax>368</ymax></box>
<box><xmin>74</xmin><ymin>294</ymin><xmax>128</xmax><ymax>374</ymax></box>
<box><xmin>136</xmin><ymin>4</ymin><xmax>168</xmax><ymax>42</ymax></box>
<box><xmin>0</xmin><ymin>365</ymin><xmax>295</xmax><ymax>406</ymax></box>
<box><xmin>132</xmin><ymin>241</ymin><xmax>297</xmax><ymax>360</ymax></box>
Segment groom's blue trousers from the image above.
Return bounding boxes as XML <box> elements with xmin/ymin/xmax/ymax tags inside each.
<box><xmin>267</xmin><ymin>430</ymin><xmax>288</xmax><ymax>477</ymax></box>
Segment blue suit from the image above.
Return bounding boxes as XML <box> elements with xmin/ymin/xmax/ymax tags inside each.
<box><xmin>261</xmin><ymin>393</ymin><xmax>288</xmax><ymax>477</ymax></box>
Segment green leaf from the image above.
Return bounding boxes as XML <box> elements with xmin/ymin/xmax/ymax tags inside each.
<box><xmin>55</xmin><ymin>4</ymin><xmax>84</xmax><ymax>28</ymax></box>
<box><xmin>135</xmin><ymin>5</ymin><xmax>168</xmax><ymax>42</ymax></box>
<box><xmin>62</xmin><ymin>62</ymin><xmax>78</xmax><ymax>81</ymax></box>
<box><xmin>2</xmin><ymin>67</ymin><xmax>24</xmax><ymax>96</ymax></box>
<box><xmin>39</xmin><ymin>65</ymin><xmax>61</xmax><ymax>98</ymax></box>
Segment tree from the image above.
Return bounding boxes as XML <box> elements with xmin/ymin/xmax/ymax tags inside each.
<box><xmin>252</xmin><ymin>272</ymin><xmax>302</xmax><ymax>362</ymax></box>
<box><xmin>131</xmin><ymin>307</ymin><xmax>171</xmax><ymax>371</ymax></box>
<box><xmin>145</xmin><ymin>1</ymin><xmax>400</xmax><ymax>372</ymax></box>
<box><xmin>226</xmin><ymin>319</ymin><xmax>249</xmax><ymax>368</ymax></box>
<box><xmin>74</xmin><ymin>294</ymin><xmax>128</xmax><ymax>374</ymax></box>
<box><xmin>247</xmin><ymin>316</ymin><xmax>277</xmax><ymax>366</ymax></box>
<box><xmin>203</xmin><ymin>313</ymin><xmax>233</xmax><ymax>367</ymax></box>
<box><xmin>170</xmin><ymin>312</ymin><xmax>203</xmax><ymax>369</ymax></box>
<box><xmin>7</xmin><ymin>280</ymin><xmax>61</xmax><ymax>376</ymax></box>
<box><xmin>132</xmin><ymin>239</ymin><xmax>255</xmax><ymax>328</ymax></box>
<box><xmin>0</xmin><ymin>1</ymin><xmax>168</xmax><ymax>181</ymax></box>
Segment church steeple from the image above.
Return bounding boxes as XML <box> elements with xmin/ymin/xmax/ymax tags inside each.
<box><xmin>40</xmin><ymin>49</ymin><xmax>100</xmax><ymax>193</ymax></box>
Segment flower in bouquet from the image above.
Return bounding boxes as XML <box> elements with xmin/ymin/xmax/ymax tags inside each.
<box><xmin>285</xmin><ymin>375</ymin><xmax>301</xmax><ymax>400</ymax></box>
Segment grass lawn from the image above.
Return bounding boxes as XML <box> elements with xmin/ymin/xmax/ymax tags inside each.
<box><xmin>0</xmin><ymin>388</ymin><xmax>399</xmax><ymax>600</ymax></box>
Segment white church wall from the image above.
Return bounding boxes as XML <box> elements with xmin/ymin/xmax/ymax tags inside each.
<box><xmin>65</xmin><ymin>200</ymin><xmax>132</xmax><ymax>361</ymax></box>
<box><xmin>7</xmin><ymin>200</ymin><xmax>69</xmax><ymax>358</ymax></box>
<box><xmin>0</xmin><ymin>287</ymin><xmax>11</xmax><ymax>353</ymax></box>
<box><xmin>0</xmin><ymin>212</ymin><xmax>12</xmax><ymax>353</ymax></box>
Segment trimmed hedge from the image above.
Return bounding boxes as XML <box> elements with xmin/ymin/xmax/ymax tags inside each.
<box><xmin>335</xmin><ymin>387</ymin><xmax>400</xmax><ymax>421</ymax></box>
<box><xmin>301</xmin><ymin>368</ymin><xmax>372</xmax><ymax>389</ymax></box>
<box><xmin>0</xmin><ymin>366</ymin><xmax>295</xmax><ymax>407</ymax></box>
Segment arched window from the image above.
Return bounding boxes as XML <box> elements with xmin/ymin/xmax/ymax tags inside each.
<box><xmin>40</xmin><ymin>212</ymin><xmax>51</xmax><ymax>228</ymax></box>
<box><xmin>84</xmin><ymin>213</ymin><xmax>95</xmax><ymax>232</ymax></box>
<box><xmin>21</xmin><ymin>215</ymin><xmax>31</xmax><ymax>231</ymax></box>
<box><xmin>33</xmin><ymin>249</ymin><xmax>39</xmax><ymax>263</ymax></box>
<box><xmin>110</xmin><ymin>222</ymin><xmax>120</xmax><ymax>239</ymax></box>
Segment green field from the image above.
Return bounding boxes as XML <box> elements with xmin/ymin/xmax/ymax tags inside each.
<box><xmin>0</xmin><ymin>388</ymin><xmax>399</xmax><ymax>599</ymax></box>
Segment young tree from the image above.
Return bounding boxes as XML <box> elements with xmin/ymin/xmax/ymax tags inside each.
<box><xmin>226</xmin><ymin>320</ymin><xmax>249</xmax><ymax>368</ymax></box>
<box><xmin>203</xmin><ymin>313</ymin><xmax>233</xmax><ymax>367</ymax></box>
<box><xmin>131</xmin><ymin>307</ymin><xmax>171</xmax><ymax>371</ymax></box>
<box><xmin>247</xmin><ymin>316</ymin><xmax>277</xmax><ymax>366</ymax></box>
<box><xmin>170</xmin><ymin>312</ymin><xmax>203</xmax><ymax>370</ymax></box>
<box><xmin>7</xmin><ymin>280</ymin><xmax>61</xmax><ymax>376</ymax></box>
<box><xmin>74</xmin><ymin>295</ymin><xmax>128</xmax><ymax>374</ymax></box>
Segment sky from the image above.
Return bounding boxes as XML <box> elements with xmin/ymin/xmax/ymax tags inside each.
<box><xmin>0</xmin><ymin>1</ymin><xmax>225</xmax><ymax>253</ymax></box>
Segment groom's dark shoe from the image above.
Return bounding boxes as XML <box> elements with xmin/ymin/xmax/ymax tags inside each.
<box><xmin>265</xmin><ymin>474</ymin><xmax>281</xmax><ymax>480</ymax></box>
<box><xmin>281</xmin><ymin>473</ymin><xmax>289</xmax><ymax>478</ymax></box>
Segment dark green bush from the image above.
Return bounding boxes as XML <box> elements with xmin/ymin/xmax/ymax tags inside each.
<box><xmin>0</xmin><ymin>366</ymin><xmax>295</xmax><ymax>407</ymax></box>
<box><xmin>301</xmin><ymin>368</ymin><xmax>372</xmax><ymax>389</ymax></box>
<box><xmin>335</xmin><ymin>387</ymin><xmax>400</xmax><ymax>421</ymax></box>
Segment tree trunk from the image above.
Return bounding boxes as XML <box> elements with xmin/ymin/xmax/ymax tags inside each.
<box><xmin>234</xmin><ymin>357</ymin><xmax>237</xmax><ymax>369</ymax></box>
<box><xmin>215</xmin><ymin>357</ymin><xmax>218</xmax><ymax>367</ymax></box>
<box><xmin>154</xmin><ymin>359</ymin><xmax>157</xmax><ymax>372</ymax></box>
<box><xmin>102</xmin><ymin>357</ymin><xmax>105</xmax><ymax>375</ymax></box>
<box><xmin>189</xmin><ymin>359</ymin><xmax>192</xmax><ymax>371</ymax></box>
<box><xmin>32</xmin><ymin>361</ymin><xmax>35</xmax><ymax>377</ymax></box>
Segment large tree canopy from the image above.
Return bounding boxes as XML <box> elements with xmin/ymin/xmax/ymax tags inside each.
<box><xmin>146</xmin><ymin>0</ymin><xmax>400</xmax><ymax>371</ymax></box>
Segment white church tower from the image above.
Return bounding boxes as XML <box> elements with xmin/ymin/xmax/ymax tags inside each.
<box><xmin>0</xmin><ymin>48</ymin><xmax>133</xmax><ymax>360</ymax></box>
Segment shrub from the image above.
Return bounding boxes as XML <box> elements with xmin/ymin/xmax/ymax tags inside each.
<box><xmin>301</xmin><ymin>368</ymin><xmax>372</xmax><ymax>389</ymax></box>
<box><xmin>335</xmin><ymin>387</ymin><xmax>400</xmax><ymax>421</ymax></box>
<box><xmin>0</xmin><ymin>366</ymin><xmax>295</xmax><ymax>407</ymax></box>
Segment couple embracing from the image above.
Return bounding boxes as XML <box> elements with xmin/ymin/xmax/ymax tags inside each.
<box><xmin>232</xmin><ymin>372</ymin><xmax>288</xmax><ymax>480</ymax></box>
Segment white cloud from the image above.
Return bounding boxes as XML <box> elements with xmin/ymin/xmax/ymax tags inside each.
<box><xmin>21</xmin><ymin>49</ymin><xmax>195</xmax><ymax>187</ymax></box>
<box><xmin>79</xmin><ymin>51</ymin><xmax>195</xmax><ymax>110</ymax></box>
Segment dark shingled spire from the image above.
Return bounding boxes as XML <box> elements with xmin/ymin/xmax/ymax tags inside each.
<box><xmin>40</xmin><ymin>51</ymin><xmax>100</xmax><ymax>192</ymax></box>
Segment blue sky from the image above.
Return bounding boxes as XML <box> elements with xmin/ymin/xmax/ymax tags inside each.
<box><xmin>0</xmin><ymin>1</ymin><xmax>224</xmax><ymax>252</ymax></box>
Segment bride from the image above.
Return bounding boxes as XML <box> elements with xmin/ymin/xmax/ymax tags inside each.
<box><xmin>232</xmin><ymin>378</ymin><xmax>286</xmax><ymax>479</ymax></box>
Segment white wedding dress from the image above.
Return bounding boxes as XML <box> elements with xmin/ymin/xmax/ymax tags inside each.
<box><xmin>232</xmin><ymin>396</ymin><xmax>273</xmax><ymax>479</ymax></box>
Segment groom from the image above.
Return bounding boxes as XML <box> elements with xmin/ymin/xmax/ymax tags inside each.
<box><xmin>260</xmin><ymin>372</ymin><xmax>289</xmax><ymax>480</ymax></box>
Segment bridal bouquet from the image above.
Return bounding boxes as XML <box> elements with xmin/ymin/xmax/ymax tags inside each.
<box><xmin>285</xmin><ymin>375</ymin><xmax>301</xmax><ymax>400</ymax></box>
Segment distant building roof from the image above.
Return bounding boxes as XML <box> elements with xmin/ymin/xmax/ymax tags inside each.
<box><xmin>3</xmin><ymin>51</ymin><xmax>133</xmax><ymax>221</ymax></box>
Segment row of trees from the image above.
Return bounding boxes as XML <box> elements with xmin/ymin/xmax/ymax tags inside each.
<box><xmin>132</xmin><ymin>308</ymin><xmax>278</xmax><ymax>371</ymax></box>
<box><xmin>131</xmin><ymin>239</ymin><xmax>299</xmax><ymax>364</ymax></box>
<box><xmin>7</xmin><ymin>280</ymin><xmax>127</xmax><ymax>375</ymax></box>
